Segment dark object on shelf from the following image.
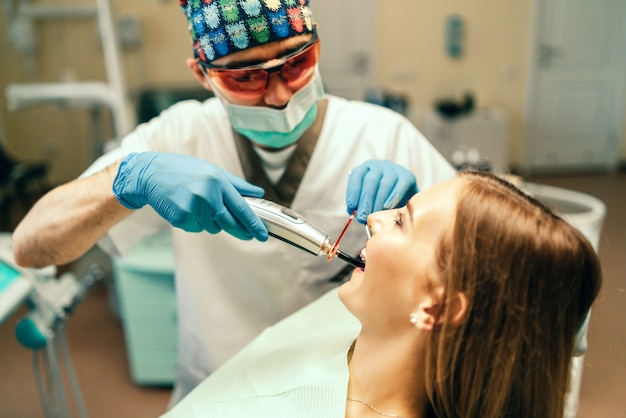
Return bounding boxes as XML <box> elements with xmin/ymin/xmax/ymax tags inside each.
<box><xmin>137</xmin><ymin>87</ymin><xmax>213</xmax><ymax>124</ymax></box>
<box><xmin>435</xmin><ymin>91</ymin><xmax>475</xmax><ymax>120</ymax></box>
<box><xmin>0</xmin><ymin>143</ymin><xmax>50</xmax><ymax>231</ymax></box>
<box><xmin>364</xmin><ymin>88</ymin><xmax>410</xmax><ymax>117</ymax></box>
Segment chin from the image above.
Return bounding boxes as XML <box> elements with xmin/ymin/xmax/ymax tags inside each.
<box><xmin>346</xmin><ymin>268</ymin><xmax>364</xmax><ymax>285</ymax></box>
<box><xmin>338</xmin><ymin>269</ymin><xmax>364</xmax><ymax>303</ymax></box>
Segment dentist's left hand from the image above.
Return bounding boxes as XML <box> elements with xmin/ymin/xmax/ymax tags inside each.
<box><xmin>346</xmin><ymin>160</ymin><xmax>418</xmax><ymax>223</ymax></box>
<box><xmin>112</xmin><ymin>152</ymin><xmax>269</xmax><ymax>241</ymax></box>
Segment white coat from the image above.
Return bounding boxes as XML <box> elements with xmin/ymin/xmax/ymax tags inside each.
<box><xmin>83</xmin><ymin>94</ymin><xmax>456</xmax><ymax>403</ymax></box>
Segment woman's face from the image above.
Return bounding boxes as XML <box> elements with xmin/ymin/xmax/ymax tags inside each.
<box><xmin>339</xmin><ymin>178</ymin><xmax>460</xmax><ymax>334</ymax></box>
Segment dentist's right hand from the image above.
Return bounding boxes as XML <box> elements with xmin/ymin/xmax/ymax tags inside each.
<box><xmin>112</xmin><ymin>152</ymin><xmax>268</xmax><ymax>241</ymax></box>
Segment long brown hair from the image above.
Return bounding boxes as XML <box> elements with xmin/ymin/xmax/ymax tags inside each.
<box><xmin>424</xmin><ymin>171</ymin><xmax>602</xmax><ymax>418</ymax></box>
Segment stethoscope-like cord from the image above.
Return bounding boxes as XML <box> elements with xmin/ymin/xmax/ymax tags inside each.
<box><xmin>32</xmin><ymin>323</ymin><xmax>89</xmax><ymax>418</ymax></box>
<box><xmin>58</xmin><ymin>324</ymin><xmax>89</xmax><ymax>418</ymax></box>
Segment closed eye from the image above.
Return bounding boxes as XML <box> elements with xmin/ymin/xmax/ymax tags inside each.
<box><xmin>395</xmin><ymin>212</ymin><xmax>403</xmax><ymax>227</ymax></box>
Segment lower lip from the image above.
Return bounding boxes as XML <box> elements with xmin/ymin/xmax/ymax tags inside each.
<box><xmin>349</xmin><ymin>268</ymin><xmax>364</xmax><ymax>280</ymax></box>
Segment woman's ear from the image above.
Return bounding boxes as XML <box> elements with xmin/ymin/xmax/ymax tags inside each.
<box><xmin>186</xmin><ymin>58</ymin><xmax>213</xmax><ymax>91</ymax></box>
<box><xmin>410</xmin><ymin>287</ymin><xmax>445</xmax><ymax>331</ymax></box>
<box><xmin>410</xmin><ymin>288</ymin><xmax>468</xmax><ymax>331</ymax></box>
<box><xmin>446</xmin><ymin>292</ymin><xmax>469</xmax><ymax>326</ymax></box>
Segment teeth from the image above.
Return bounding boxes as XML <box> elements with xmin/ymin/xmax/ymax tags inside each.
<box><xmin>359</xmin><ymin>248</ymin><xmax>367</xmax><ymax>261</ymax></box>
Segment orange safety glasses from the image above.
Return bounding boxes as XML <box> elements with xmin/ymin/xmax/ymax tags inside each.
<box><xmin>199</xmin><ymin>30</ymin><xmax>320</xmax><ymax>98</ymax></box>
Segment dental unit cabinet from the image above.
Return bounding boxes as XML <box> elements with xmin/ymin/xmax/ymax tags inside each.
<box><xmin>112</xmin><ymin>230</ymin><xmax>178</xmax><ymax>385</ymax></box>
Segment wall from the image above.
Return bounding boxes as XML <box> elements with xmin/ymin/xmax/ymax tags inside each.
<box><xmin>1</xmin><ymin>0</ymin><xmax>625</xmax><ymax>185</ymax></box>
<box><xmin>0</xmin><ymin>0</ymin><xmax>195</xmax><ymax>184</ymax></box>
<box><xmin>376</xmin><ymin>0</ymin><xmax>528</xmax><ymax>168</ymax></box>
<box><xmin>619</xmin><ymin>106</ymin><xmax>626</xmax><ymax>166</ymax></box>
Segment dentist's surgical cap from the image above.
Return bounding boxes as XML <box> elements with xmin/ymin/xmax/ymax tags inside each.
<box><xmin>179</xmin><ymin>0</ymin><xmax>314</xmax><ymax>63</ymax></box>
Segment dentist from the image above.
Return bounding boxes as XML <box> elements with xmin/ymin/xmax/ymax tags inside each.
<box><xmin>12</xmin><ymin>0</ymin><xmax>455</xmax><ymax>407</ymax></box>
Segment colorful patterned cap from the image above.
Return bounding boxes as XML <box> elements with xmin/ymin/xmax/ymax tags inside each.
<box><xmin>179</xmin><ymin>0</ymin><xmax>315</xmax><ymax>63</ymax></box>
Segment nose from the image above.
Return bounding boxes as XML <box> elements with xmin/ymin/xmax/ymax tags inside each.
<box><xmin>263</xmin><ymin>73</ymin><xmax>293</xmax><ymax>108</ymax></box>
<box><xmin>366</xmin><ymin>211</ymin><xmax>385</xmax><ymax>236</ymax></box>
<box><xmin>367</xmin><ymin>209</ymin><xmax>398</xmax><ymax>236</ymax></box>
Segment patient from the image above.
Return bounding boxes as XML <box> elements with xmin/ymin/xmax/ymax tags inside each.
<box><xmin>162</xmin><ymin>171</ymin><xmax>602</xmax><ymax>418</ymax></box>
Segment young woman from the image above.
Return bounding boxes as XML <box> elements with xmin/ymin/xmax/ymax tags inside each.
<box><xmin>162</xmin><ymin>171</ymin><xmax>602</xmax><ymax>418</ymax></box>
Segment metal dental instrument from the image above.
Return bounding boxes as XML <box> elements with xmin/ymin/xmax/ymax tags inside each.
<box><xmin>244</xmin><ymin>197</ymin><xmax>365</xmax><ymax>269</ymax></box>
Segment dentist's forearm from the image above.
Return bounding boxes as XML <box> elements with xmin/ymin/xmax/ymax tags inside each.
<box><xmin>12</xmin><ymin>162</ymin><xmax>133</xmax><ymax>268</ymax></box>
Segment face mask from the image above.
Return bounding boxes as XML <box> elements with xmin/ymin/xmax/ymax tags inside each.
<box><xmin>208</xmin><ymin>67</ymin><xmax>325</xmax><ymax>149</ymax></box>
<box><xmin>235</xmin><ymin>103</ymin><xmax>319</xmax><ymax>149</ymax></box>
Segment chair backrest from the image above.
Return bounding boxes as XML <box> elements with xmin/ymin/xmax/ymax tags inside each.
<box><xmin>0</xmin><ymin>144</ymin><xmax>17</xmax><ymax>183</ymax></box>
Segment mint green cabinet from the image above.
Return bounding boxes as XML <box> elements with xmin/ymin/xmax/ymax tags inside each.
<box><xmin>112</xmin><ymin>231</ymin><xmax>177</xmax><ymax>385</ymax></box>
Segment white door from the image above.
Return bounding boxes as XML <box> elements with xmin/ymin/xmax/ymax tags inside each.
<box><xmin>523</xmin><ymin>0</ymin><xmax>626</xmax><ymax>173</ymax></box>
<box><xmin>312</xmin><ymin>0</ymin><xmax>376</xmax><ymax>100</ymax></box>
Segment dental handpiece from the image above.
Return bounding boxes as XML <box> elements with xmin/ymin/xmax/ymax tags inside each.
<box><xmin>244</xmin><ymin>197</ymin><xmax>365</xmax><ymax>269</ymax></box>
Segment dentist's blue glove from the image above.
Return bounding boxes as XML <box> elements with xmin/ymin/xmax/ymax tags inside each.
<box><xmin>346</xmin><ymin>160</ymin><xmax>418</xmax><ymax>223</ymax></box>
<box><xmin>113</xmin><ymin>152</ymin><xmax>268</xmax><ymax>241</ymax></box>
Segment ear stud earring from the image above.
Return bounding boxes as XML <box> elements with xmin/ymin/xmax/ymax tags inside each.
<box><xmin>410</xmin><ymin>313</ymin><xmax>420</xmax><ymax>324</ymax></box>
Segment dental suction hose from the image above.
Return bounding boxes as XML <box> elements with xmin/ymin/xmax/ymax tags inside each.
<box><xmin>13</xmin><ymin>264</ymin><xmax>104</xmax><ymax>418</ymax></box>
